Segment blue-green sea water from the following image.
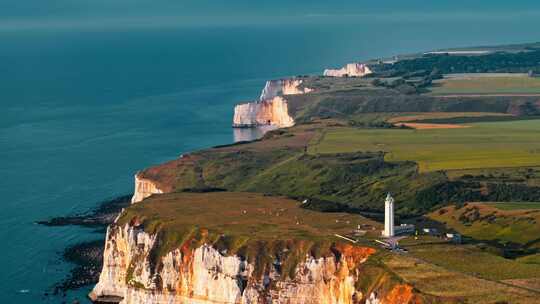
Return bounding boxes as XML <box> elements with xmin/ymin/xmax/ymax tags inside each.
<box><xmin>1</xmin><ymin>5</ymin><xmax>540</xmax><ymax>303</ymax></box>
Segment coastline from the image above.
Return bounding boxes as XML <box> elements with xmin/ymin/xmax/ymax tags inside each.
<box><xmin>37</xmin><ymin>195</ymin><xmax>132</xmax><ymax>299</ymax></box>
<box><xmin>41</xmin><ymin>42</ymin><xmax>540</xmax><ymax>303</ymax></box>
<box><xmin>37</xmin><ymin>123</ymin><xmax>277</xmax><ymax>300</ymax></box>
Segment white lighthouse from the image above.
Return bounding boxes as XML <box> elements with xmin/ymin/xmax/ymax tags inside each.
<box><xmin>382</xmin><ymin>193</ymin><xmax>395</xmax><ymax>237</ymax></box>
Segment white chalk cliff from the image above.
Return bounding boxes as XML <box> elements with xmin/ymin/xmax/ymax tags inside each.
<box><xmin>233</xmin><ymin>96</ymin><xmax>294</xmax><ymax>128</ymax></box>
<box><xmin>90</xmin><ymin>224</ymin><xmax>417</xmax><ymax>304</ymax></box>
<box><xmin>233</xmin><ymin>78</ymin><xmax>313</xmax><ymax>128</ymax></box>
<box><xmin>259</xmin><ymin>79</ymin><xmax>313</xmax><ymax>101</ymax></box>
<box><xmin>131</xmin><ymin>174</ymin><xmax>163</xmax><ymax>203</ymax></box>
<box><xmin>324</xmin><ymin>63</ymin><xmax>372</xmax><ymax>77</ymax></box>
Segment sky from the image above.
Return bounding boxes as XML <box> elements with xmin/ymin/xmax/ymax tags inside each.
<box><xmin>1</xmin><ymin>0</ymin><xmax>540</xmax><ymax>31</ymax></box>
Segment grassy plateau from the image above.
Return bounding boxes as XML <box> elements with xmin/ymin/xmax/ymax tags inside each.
<box><xmin>311</xmin><ymin>119</ymin><xmax>540</xmax><ymax>172</ymax></box>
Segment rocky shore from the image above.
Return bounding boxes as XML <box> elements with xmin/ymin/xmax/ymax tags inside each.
<box><xmin>53</xmin><ymin>240</ymin><xmax>104</xmax><ymax>296</ymax></box>
<box><xmin>37</xmin><ymin>195</ymin><xmax>132</xmax><ymax>298</ymax></box>
<box><xmin>37</xmin><ymin>195</ymin><xmax>132</xmax><ymax>229</ymax></box>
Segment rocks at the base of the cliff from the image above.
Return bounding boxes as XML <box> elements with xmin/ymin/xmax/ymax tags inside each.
<box><xmin>324</xmin><ymin>63</ymin><xmax>372</xmax><ymax>77</ymax></box>
<box><xmin>52</xmin><ymin>240</ymin><xmax>104</xmax><ymax>296</ymax></box>
<box><xmin>37</xmin><ymin>195</ymin><xmax>132</xmax><ymax>229</ymax></box>
<box><xmin>37</xmin><ymin>195</ymin><xmax>131</xmax><ymax>298</ymax></box>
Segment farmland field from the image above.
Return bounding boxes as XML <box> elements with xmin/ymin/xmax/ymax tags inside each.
<box><xmin>310</xmin><ymin>119</ymin><xmax>540</xmax><ymax>172</ymax></box>
<box><xmin>430</xmin><ymin>75</ymin><xmax>540</xmax><ymax>95</ymax></box>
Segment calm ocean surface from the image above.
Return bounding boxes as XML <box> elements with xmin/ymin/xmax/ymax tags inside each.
<box><xmin>1</xmin><ymin>12</ymin><xmax>540</xmax><ymax>303</ymax></box>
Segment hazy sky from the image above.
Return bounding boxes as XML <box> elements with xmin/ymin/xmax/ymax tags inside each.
<box><xmin>1</xmin><ymin>0</ymin><xmax>540</xmax><ymax>30</ymax></box>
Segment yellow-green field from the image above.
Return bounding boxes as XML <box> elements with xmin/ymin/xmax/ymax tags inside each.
<box><xmin>310</xmin><ymin>119</ymin><xmax>540</xmax><ymax>172</ymax></box>
<box><xmin>430</xmin><ymin>75</ymin><xmax>540</xmax><ymax>95</ymax></box>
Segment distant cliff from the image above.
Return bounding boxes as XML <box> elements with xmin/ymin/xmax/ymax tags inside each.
<box><xmin>232</xmin><ymin>78</ymin><xmax>313</xmax><ymax>128</ymax></box>
<box><xmin>324</xmin><ymin>63</ymin><xmax>372</xmax><ymax>77</ymax></box>
<box><xmin>259</xmin><ymin>78</ymin><xmax>313</xmax><ymax>101</ymax></box>
<box><xmin>131</xmin><ymin>175</ymin><xmax>163</xmax><ymax>203</ymax></box>
<box><xmin>233</xmin><ymin>96</ymin><xmax>294</xmax><ymax>128</ymax></box>
<box><xmin>231</xmin><ymin>64</ymin><xmax>374</xmax><ymax>128</ymax></box>
<box><xmin>90</xmin><ymin>223</ymin><xmax>420</xmax><ymax>304</ymax></box>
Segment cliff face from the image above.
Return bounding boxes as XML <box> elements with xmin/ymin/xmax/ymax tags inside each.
<box><xmin>90</xmin><ymin>224</ymin><xmax>419</xmax><ymax>304</ymax></box>
<box><xmin>232</xmin><ymin>96</ymin><xmax>294</xmax><ymax>128</ymax></box>
<box><xmin>131</xmin><ymin>175</ymin><xmax>163</xmax><ymax>203</ymax></box>
<box><xmin>259</xmin><ymin>79</ymin><xmax>313</xmax><ymax>101</ymax></box>
<box><xmin>232</xmin><ymin>78</ymin><xmax>313</xmax><ymax>128</ymax></box>
<box><xmin>324</xmin><ymin>63</ymin><xmax>372</xmax><ymax>77</ymax></box>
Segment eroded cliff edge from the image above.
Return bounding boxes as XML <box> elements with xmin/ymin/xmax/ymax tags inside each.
<box><xmin>90</xmin><ymin>192</ymin><xmax>421</xmax><ymax>304</ymax></box>
<box><xmin>233</xmin><ymin>96</ymin><xmax>295</xmax><ymax>128</ymax></box>
<box><xmin>232</xmin><ymin>78</ymin><xmax>313</xmax><ymax>128</ymax></box>
<box><xmin>131</xmin><ymin>175</ymin><xmax>164</xmax><ymax>203</ymax></box>
<box><xmin>259</xmin><ymin>78</ymin><xmax>314</xmax><ymax>101</ymax></box>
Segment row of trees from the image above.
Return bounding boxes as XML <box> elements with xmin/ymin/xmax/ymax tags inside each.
<box><xmin>376</xmin><ymin>49</ymin><xmax>540</xmax><ymax>75</ymax></box>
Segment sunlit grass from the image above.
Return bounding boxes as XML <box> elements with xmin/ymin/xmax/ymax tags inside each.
<box><xmin>312</xmin><ymin>120</ymin><xmax>540</xmax><ymax>172</ymax></box>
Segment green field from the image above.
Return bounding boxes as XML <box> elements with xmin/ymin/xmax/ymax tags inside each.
<box><xmin>430</xmin><ymin>75</ymin><xmax>540</xmax><ymax>95</ymax></box>
<box><xmin>311</xmin><ymin>119</ymin><xmax>540</xmax><ymax>172</ymax></box>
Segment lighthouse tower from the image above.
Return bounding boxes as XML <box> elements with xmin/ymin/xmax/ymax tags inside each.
<box><xmin>382</xmin><ymin>193</ymin><xmax>395</xmax><ymax>237</ymax></box>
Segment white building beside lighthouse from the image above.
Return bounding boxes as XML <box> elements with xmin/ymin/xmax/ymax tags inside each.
<box><xmin>382</xmin><ymin>193</ymin><xmax>395</xmax><ymax>237</ymax></box>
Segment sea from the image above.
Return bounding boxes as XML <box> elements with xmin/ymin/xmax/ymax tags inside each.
<box><xmin>1</xmin><ymin>9</ymin><xmax>540</xmax><ymax>303</ymax></box>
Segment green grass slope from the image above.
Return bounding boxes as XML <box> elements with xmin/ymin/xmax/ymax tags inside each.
<box><xmin>428</xmin><ymin>203</ymin><xmax>540</xmax><ymax>246</ymax></box>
